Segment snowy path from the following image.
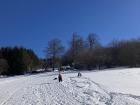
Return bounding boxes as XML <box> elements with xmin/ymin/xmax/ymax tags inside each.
<box><xmin>0</xmin><ymin>70</ymin><xmax>140</xmax><ymax>105</ymax></box>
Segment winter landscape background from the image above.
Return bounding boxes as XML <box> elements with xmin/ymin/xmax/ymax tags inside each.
<box><xmin>1</xmin><ymin>0</ymin><xmax>140</xmax><ymax>105</ymax></box>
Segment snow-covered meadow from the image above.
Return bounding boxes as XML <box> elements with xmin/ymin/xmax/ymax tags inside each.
<box><xmin>0</xmin><ymin>68</ymin><xmax>140</xmax><ymax>105</ymax></box>
<box><xmin>84</xmin><ymin>68</ymin><xmax>140</xmax><ymax>96</ymax></box>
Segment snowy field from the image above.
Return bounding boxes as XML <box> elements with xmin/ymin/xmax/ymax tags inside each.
<box><xmin>0</xmin><ymin>68</ymin><xmax>140</xmax><ymax>105</ymax></box>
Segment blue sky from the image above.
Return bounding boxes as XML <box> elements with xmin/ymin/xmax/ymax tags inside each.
<box><xmin>0</xmin><ymin>0</ymin><xmax>140</xmax><ymax>58</ymax></box>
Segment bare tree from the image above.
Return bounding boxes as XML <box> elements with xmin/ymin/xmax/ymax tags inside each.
<box><xmin>87</xmin><ymin>33</ymin><xmax>100</xmax><ymax>50</ymax></box>
<box><xmin>69</xmin><ymin>33</ymin><xmax>85</xmax><ymax>68</ymax></box>
<box><xmin>46</xmin><ymin>38</ymin><xmax>64</xmax><ymax>71</ymax></box>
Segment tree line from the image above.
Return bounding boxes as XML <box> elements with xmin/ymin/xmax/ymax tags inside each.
<box><xmin>1</xmin><ymin>33</ymin><xmax>140</xmax><ymax>75</ymax></box>
<box><xmin>0</xmin><ymin>47</ymin><xmax>40</xmax><ymax>75</ymax></box>
<box><xmin>45</xmin><ymin>33</ymin><xmax>140</xmax><ymax>70</ymax></box>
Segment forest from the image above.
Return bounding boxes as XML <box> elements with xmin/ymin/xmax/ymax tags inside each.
<box><xmin>0</xmin><ymin>47</ymin><xmax>40</xmax><ymax>75</ymax></box>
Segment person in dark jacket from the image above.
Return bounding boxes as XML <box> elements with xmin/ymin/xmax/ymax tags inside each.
<box><xmin>58</xmin><ymin>73</ymin><xmax>63</xmax><ymax>82</ymax></box>
<box><xmin>78</xmin><ymin>72</ymin><xmax>82</xmax><ymax>77</ymax></box>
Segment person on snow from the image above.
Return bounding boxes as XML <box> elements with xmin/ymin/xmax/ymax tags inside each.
<box><xmin>78</xmin><ymin>72</ymin><xmax>82</xmax><ymax>77</ymax></box>
<box><xmin>58</xmin><ymin>73</ymin><xmax>63</xmax><ymax>82</ymax></box>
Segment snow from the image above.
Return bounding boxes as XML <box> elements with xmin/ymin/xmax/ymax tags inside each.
<box><xmin>84</xmin><ymin>68</ymin><xmax>140</xmax><ymax>96</ymax></box>
<box><xmin>0</xmin><ymin>68</ymin><xmax>140</xmax><ymax>105</ymax></box>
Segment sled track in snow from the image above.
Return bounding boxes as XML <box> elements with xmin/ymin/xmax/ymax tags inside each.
<box><xmin>2</xmin><ymin>79</ymin><xmax>81</xmax><ymax>105</ymax></box>
<box><xmin>69</xmin><ymin>76</ymin><xmax>140</xmax><ymax>105</ymax></box>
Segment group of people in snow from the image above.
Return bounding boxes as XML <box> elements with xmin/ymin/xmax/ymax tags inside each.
<box><xmin>56</xmin><ymin>72</ymin><xmax>82</xmax><ymax>82</ymax></box>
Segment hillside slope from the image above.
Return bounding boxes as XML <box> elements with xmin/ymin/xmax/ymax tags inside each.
<box><xmin>0</xmin><ymin>68</ymin><xmax>140</xmax><ymax>105</ymax></box>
